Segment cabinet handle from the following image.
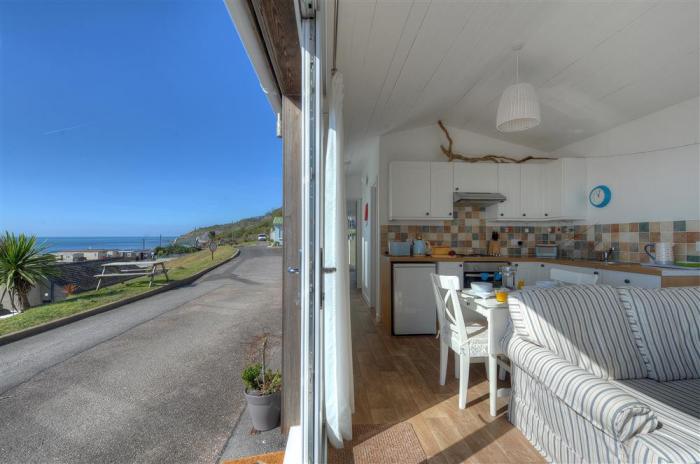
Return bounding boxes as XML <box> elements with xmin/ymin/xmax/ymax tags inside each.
<box><xmin>624</xmin><ymin>279</ymin><xmax>631</xmax><ymax>284</ymax></box>
<box><xmin>455</xmin><ymin>187</ymin><xmax>459</xmax><ymax>191</ymax></box>
<box><xmin>426</xmin><ymin>212</ymin><xmax>430</xmax><ymax>216</ymax></box>
<box><xmin>544</xmin><ymin>213</ymin><xmax>549</xmax><ymax>217</ymax></box>
<box><xmin>593</xmin><ymin>271</ymin><xmax>599</xmax><ymax>275</ymax></box>
<box><xmin>540</xmin><ymin>264</ymin><xmax>544</xmax><ymax>268</ymax></box>
<box><xmin>500</xmin><ymin>213</ymin><xmax>504</xmax><ymax>217</ymax></box>
<box><xmin>522</xmin><ymin>213</ymin><xmax>526</xmax><ymax>217</ymax></box>
<box><xmin>448</xmin><ymin>212</ymin><xmax>452</xmax><ymax>216</ymax></box>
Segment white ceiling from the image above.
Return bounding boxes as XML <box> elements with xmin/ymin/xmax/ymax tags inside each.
<box><xmin>334</xmin><ymin>0</ymin><xmax>699</xmax><ymax>153</ymax></box>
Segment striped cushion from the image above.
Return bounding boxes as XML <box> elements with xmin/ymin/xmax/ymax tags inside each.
<box><xmin>618</xmin><ymin>287</ymin><xmax>700</xmax><ymax>381</ymax></box>
<box><xmin>509</xmin><ymin>285</ymin><xmax>647</xmax><ymax>379</ymax></box>
<box><xmin>508</xmin><ymin>336</ymin><xmax>658</xmax><ymax>442</ymax></box>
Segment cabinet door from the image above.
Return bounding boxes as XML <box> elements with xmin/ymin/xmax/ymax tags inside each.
<box><xmin>430</xmin><ymin>162</ymin><xmax>454</xmax><ymax>219</ymax></box>
<box><xmin>389</xmin><ymin>162</ymin><xmax>430</xmax><ymax>219</ymax></box>
<box><xmin>437</xmin><ymin>262</ymin><xmax>463</xmax><ymax>287</ymax></box>
<box><xmin>520</xmin><ymin>165</ymin><xmax>544</xmax><ymax>219</ymax></box>
<box><xmin>602</xmin><ymin>270</ymin><xmax>661</xmax><ymax>288</ymax></box>
<box><xmin>453</xmin><ymin>163</ymin><xmax>498</xmax><ymax>193</ymax></box>
<box><xmin>495</xmin><ymin>165</ymin><xmax>521</xmax><ymax>219</ymax></box>
<box><xmin>543</xmin><ymin>161</ymin><xmax>562</xmax><ymax>219</ymax></box>
<box><xmin>513</xmin><ymin>262</ymin><xmax>539</xmax><ymax>286</ymax></box>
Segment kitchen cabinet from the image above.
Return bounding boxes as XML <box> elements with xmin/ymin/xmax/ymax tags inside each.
<box><xmin>601</xmin><ymin>270</ymin><xmax>660</xmax><ymax>288</ymax></box>
<box><xmin>453</xmin><ymin>163</ymin><xmax>498</xmax><ymax>193</ymax></box>
<box><xmin>543</xmin><ymin>159</ymin><xmax>587</xmax><ymax>219</ymax></box>
<box><xmin>430</xmin><ymin>162</ymin><xmax>454</xmax><ymax>220</ymax></box>
<box><xmin>389</xmin><ymin>161</ymin><xmax>453</xmax><ymax>220</ymax></box>
<box><xmin>513</xmin><ymin>262</ymin><xmax>540</xmax><ymax>286</ymax></box>
<box><xmin>491</xmin><ymin>165</ymin><xmax>521</xmax><ymax>220</ymax></box>
<box><xmin>437</xmin><ymin>262</ymin><xmax>463</xmax><ymax>287</ymax></box>
<box><xmin>520</xmin><ymin>165</ymin><xmax>545</xmax><ymax>219</ymax></box>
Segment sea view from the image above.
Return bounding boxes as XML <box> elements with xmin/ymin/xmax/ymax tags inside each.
<box><xmin>38</xmin><ymin>236</ymin><xmax>177</xmax><ymax>253</ymax></box>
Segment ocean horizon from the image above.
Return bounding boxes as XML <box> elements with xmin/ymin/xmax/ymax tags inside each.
<box><xmin>38</xmin><ymin>236</ymin><xmax>177</xmax><ymax>253</ymax></box>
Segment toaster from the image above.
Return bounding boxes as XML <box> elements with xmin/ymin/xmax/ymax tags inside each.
<box><xmin>388</xmin><ymin>241</ymin><xmax>411</xmax><ymax>256</ymax></box>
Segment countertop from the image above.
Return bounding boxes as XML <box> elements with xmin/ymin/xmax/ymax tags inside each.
<box><xmin>382</xmin><ymin>254</ymin><xmax>700</xmax><ymax>277</ymax></box>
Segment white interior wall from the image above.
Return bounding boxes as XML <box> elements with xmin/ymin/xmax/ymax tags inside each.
<box><xmin>556</xmin><ymin>97</ymin><xmax>700</xmax><ymax>223</ymax></box>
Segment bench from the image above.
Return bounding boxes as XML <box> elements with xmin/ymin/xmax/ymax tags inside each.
<box><xmin>95</xmin><ymin>260</ymin><xmax>169</xmax><ymax>290</ymax></box>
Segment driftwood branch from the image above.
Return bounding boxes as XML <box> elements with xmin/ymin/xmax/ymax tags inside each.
<box><xmin>437</xmin><ymin>120</ymin><xmax>554</xmax><ymax>163</ymax></box>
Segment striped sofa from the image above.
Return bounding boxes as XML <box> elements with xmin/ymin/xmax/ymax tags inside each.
<box><xmin>504</xmin><ymin>285</ymin><xmax>700</xmax><ymax>464</ymax></box>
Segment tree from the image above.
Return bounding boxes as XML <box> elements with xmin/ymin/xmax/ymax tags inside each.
<box><xmin>0</xmin><ymin>232</ymin><xmax>58</xmax><ymax>312</ymax></box>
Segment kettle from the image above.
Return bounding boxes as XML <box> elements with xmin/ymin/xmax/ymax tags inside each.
<box><xmin>412</xmin><ymin>237</ymin><xmax>430</xmax><ymax>256</ymax></box>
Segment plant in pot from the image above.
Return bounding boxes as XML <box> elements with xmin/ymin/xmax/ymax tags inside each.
<box><xmin>242</xmin><ymin>337</ymin><xmax>282</xmax><ymax>431</ymax></box>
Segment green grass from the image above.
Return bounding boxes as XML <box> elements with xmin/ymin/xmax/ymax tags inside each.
<box><xmin>0</xmin><ymin>245</ymin><xmax>237</xmax><ymax>337</ymax></box>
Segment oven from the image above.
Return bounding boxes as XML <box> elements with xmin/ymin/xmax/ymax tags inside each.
<box><xmin>463</xmin><ymin>261</ymin><xmax>510</xmax><ymax>289</ymax></box>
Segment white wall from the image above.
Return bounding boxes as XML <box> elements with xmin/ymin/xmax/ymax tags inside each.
<box><xmin>556</xmin><ymin>97</ymin><xmax>700</xmax><ymax>223</ymax></box>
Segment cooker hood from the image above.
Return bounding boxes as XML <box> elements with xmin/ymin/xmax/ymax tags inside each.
<box><xmin>453</xmin><ymin>192</ymin><xmax>506</xmax><ymax>205</ymax></box>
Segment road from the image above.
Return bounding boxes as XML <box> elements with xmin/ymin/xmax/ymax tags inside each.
<box><xmin>0</xmin><ymin>245</ymin><xmax>282</xmax><ymax>464</ymax></box>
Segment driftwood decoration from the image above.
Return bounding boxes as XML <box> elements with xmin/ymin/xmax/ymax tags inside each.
<box><xmin>437</xmin><ymin>120</ymin><xmax>554</xmax><ymax>163</ymax></box>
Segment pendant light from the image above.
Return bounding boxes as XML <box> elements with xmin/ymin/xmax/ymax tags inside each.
<box><xmin>496</xmin><ymin>45</ymin><xmax>541</xmax><ymax>132</ymax></box>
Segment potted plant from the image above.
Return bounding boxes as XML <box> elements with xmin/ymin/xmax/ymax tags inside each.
<box><xmin>242</xmin><ymin>337</ymin><xmax>281</xmax><ymax>431</ymax></box>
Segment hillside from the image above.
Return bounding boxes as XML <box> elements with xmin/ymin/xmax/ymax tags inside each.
<box><xmin>177</xmin><ymin>207</ymin><xmax>282</xmax><ymax>244</ymax></box>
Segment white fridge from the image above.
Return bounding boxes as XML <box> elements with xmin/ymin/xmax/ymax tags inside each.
<box><xmin>393</xmin><ymin>263</ymin><xmax>437</xmax><ymax>335</ymax></box>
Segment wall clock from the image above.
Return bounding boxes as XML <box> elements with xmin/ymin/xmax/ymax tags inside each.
<box><xmin>589</xmin><ymin>185</ymin><xmax>612</xmax><ymax>208</ymax></box>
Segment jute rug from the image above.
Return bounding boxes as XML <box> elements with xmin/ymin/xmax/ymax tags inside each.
<box><xmin>328</xmin><ymin>422</ymin><xmax>427</xmax><ymax>464</ymax></box>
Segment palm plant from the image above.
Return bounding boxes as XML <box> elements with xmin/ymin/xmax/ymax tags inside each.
<box><xmin>0</xmin><ymin>232</ymin><xmax>58</xmax><ymax>312</ymax></box>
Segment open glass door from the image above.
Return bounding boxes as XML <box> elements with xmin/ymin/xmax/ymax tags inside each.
<box><xmin>299</xmin><ymin>6</ymin><xmax>325</xmax><ymax>463</ymax></box>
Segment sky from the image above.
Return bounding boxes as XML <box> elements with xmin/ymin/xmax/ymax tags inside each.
<box><xmin>0</xmin><ymin>0</ymin><xmax>282</xmax><ymax>236</ymax></box>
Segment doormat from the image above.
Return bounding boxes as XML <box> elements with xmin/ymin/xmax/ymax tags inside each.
<box><xmin>329</xmin><ymin>422</ymin><xmax>427</xmax><ymax>464</ymax></box>
<box><xmin>221</xmin><ymin>450</ymin><xmax>284</xmax><ymax>464</ymax></box>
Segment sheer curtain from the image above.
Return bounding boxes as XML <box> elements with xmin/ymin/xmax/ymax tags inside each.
<box><xmin>323</xmin><ymin>72</ymin><xmax>354</xmax><ymax>449</ymax></box>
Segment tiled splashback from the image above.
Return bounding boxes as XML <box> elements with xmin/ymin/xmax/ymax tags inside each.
<box><xmin>381</xmin><ymin>206</ymin><xmax>700</xmax><ymax>263</ymax></box>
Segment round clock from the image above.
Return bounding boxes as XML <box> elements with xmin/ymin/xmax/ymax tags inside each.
<box><xmin>589</xmin><ymin>185</ymin><xmax>611</xmax><ymax>208</ymax></box>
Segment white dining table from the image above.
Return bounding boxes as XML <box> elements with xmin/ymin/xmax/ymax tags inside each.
<box><xmin>459</xmin><ymin>289</ymin><xmax>511</xmax><ymax>416</ymax></box>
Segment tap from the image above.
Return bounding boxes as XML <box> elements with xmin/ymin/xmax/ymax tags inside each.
<box><xmin>602</xmin><ymin>247</ymin><xmax>615</xmax><ymax>263</ymax></box>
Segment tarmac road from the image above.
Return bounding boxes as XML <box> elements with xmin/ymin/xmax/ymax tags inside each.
<box><xmin>0</xmin><ymin>244</ymin><xmax>282</xmax><ymax>464</ymax></box>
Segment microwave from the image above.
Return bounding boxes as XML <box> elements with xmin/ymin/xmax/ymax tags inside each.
<box><xmin>535</xmin><ymin>244</ymin><xmax>558</xmax><ymax>259</ymax></box>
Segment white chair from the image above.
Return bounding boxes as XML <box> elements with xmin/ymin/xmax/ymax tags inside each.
<box><xmin>550</xmin><ymin>268</ymin><xmax>599</xmax><ymax>285</ymax></box>
<box><xmin>430</xmin><ymin>274</ymin><xmax>489</xmax><ymax>409</ymax></box>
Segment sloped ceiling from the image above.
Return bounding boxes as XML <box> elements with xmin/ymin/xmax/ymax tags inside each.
<box><xmin>335</xmin><ymin>0</ymin><xmax>699</xmax><ymax>152</ymax></box>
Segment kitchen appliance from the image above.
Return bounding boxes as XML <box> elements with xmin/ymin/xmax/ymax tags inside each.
<box><xmin>453</xmin><ymin>192</ymin><xmax>506</xmax><ymax>206</ymax></box>
<box><xmin>535</xmin><ymin>244</ymin><xmax>558</xmax><ymax>258</ymax></box>
<box><xmin>412</xmin><ymin>238</ymin><xmax>430</xmax><ymax>256</ymax></box>
<box><xmin>393</xmin><ymin>263</ymin><xmax>437</xmax><ymax>335</ymax></box>
<box><xmin>388</xmin><ymin>241</ymin><xmax>411</xmax><ymax>256</ymax></box>
<box><xmin>463</xmin><ymin>261</ymin><xmax>509</xmax><ymax>289</ymax></box>
<box><xmin>501</xmin><ymin>265</ymin><xmax>516</xmax><ymax>289</ymax></box>
<box><xmin>644</xmin><ymin>242</ymin><xmax>674</xmax><ymax>265</ymax></box>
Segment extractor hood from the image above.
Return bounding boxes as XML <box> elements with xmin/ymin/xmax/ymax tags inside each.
<box><xmin>453</xmin><ymin>192</ymin><xmax>506</xmax><ymax>205</ymax></box>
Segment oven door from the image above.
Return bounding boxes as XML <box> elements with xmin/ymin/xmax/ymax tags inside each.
<box><xmin>464</xmin><ymin>271</ymin><xmax>498</xmax><ymax>289</ymax></box>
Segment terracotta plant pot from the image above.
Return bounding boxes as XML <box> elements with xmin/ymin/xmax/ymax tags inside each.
<box><xmin>244</xmin><ymin>390</ymin><xmax>281</xmax><ymax>431</ymax></box>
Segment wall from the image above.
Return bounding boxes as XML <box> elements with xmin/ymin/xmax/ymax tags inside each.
<box><xmin>557</xmin><ymin>97</ymin><xmax>700</xmax><ymax>224</ymax></box>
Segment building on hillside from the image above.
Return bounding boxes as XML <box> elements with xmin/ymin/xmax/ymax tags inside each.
<box><xmin>0</xmin><ymin>258</ymin><xmax>147</xmax><ymax>310</ymax></box>
<box><xmin>52</xmin><ymin>249</ymin><xmax>111</xmax><ymax>262</ymax></box>
<box><xmin>270</xmin><ymin>216</ymin><xmax>283</xmax><ymax>245</ymax></box>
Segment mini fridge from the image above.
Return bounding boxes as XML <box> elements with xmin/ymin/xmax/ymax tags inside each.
<box><xmin>392</xmin><ymin>263</ymin><xmax>437</xmax><ymax>335</ymax></box>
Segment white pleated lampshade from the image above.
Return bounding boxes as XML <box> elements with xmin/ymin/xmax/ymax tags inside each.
<box><xmin>496</xmin><ymin>82</ymin><xmax>541</xmax><ymax>132</ymax></box>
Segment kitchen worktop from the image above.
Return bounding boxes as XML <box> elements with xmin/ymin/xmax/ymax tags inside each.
<box><xmin>382</xmin><ymin>254</ymin><xmax>700</xmax><ymax>276</ymax></box>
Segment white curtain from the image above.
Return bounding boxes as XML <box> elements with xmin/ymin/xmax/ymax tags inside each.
<box><xmin>323</xmin><ymin>72</ymin><xmax>354</xmax><ymax>449</ymax></box>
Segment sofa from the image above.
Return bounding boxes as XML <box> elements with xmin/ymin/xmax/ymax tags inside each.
<box><xmin>504</xmin><ymin>284</ymin><xmax>700</xmax><ymax>464</ymax></box>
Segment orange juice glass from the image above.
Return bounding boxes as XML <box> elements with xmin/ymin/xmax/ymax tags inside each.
<box><xmin>495</xmin><ymin>289</ymin><xmax>509</xmax><ymax>303</ymax></box>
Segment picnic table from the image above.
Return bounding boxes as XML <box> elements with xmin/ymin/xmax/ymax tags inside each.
<box><xmin>95</xmin><ymin>260</ymin><xmax>169</xmax><ymax>290</ymax></box>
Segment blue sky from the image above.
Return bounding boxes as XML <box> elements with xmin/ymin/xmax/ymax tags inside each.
<box><xmin>0</xmin><ymin>0</ymin><xmax>282</xmax><ymax>236</ymax></box>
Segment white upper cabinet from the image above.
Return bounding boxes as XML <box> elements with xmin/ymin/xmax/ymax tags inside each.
<box><xmin>389</xmin><ymin>162</ymin><xmax>430</xmax><ymax>220</ymax></box>
<box><xmin>491</xmin><ymin>164</ymin><xmax>521</xmax><ymax>220</ymax></box>
<box><xmin>453</xmin><ymin>163</ymin><xmax>498</xmax><ymax>193</ymax></box>
<box><xmin>429</xmin><ymin>162</ymin><xmax>454</xmax><ymax>220</ymax></box>
<box><xmin>520</xmin><ymin>165</ymin><xmax>545</xmax><ymax>219</ymax></box>
<box><xmin>543</xmin><ymin>158</ymin><xmax>587</xmax><ymax>220</ymax></box>
<box><xmin>389</xmin><ymin>161</ymin><xmax>453</xmax><ymax>220</ymax></box>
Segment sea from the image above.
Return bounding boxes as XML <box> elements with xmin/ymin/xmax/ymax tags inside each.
<box><xmin>38</xmin><ymin>236</ymin><xmax>177</xmax><ymax>253</ymax></box>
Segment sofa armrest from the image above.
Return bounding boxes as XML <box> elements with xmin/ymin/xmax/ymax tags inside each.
<box><xmin>508</xmin><ymin>336</ymin><xmax>658</xmax><ymax>441</ymax></box>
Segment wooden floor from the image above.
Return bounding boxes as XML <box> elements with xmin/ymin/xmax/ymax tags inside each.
<box><xmin>351</xmin><ymin>290</ymin><xmax>545</xmax><ymax>464</ymax></box>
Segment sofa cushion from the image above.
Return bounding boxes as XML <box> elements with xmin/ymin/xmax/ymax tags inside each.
<box><xmin>508</xmin><ymin>285</ymin><xmax>647</xmax><ymax>379</ymax></box>
<box><xmin>618</xmin><ymin>287</ymin><xmax>700</xmax><ymax>381</ymax></box>
<box><xmin>616</xmin><ymin>378</ymin><xmax>700</xmax><ymax>463</ymax></box>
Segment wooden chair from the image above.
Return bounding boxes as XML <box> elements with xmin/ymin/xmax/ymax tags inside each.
<box><xmin>550</xmin><ymin>268</ymin><xmax>599</xmax><ymax>285</ymax></box>
<box><xmin>431</xmin><ymin>274</ymin><xmax>489</xmax><ymax>409</ymax></box>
